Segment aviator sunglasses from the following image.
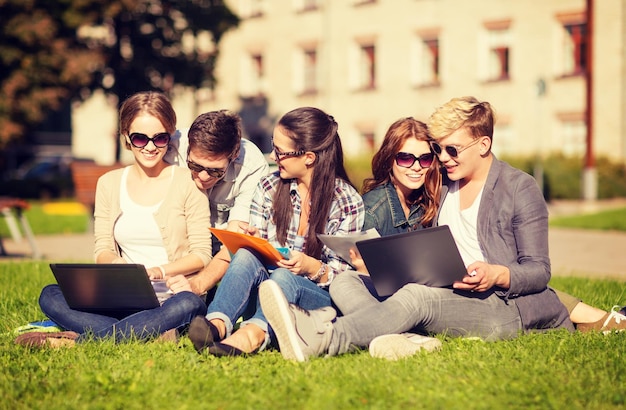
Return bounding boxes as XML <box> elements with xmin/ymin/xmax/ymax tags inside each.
<box><xmin>128</xmin><ymin>132</ymin><xmax>171</xmax><ymax>149</ymax></box>
<box><xmin>187</xmin><ymin>159</ymin><xmax>229</xmax><ymax>179</ymax></box>
<box><xmin>395</xmin><ymin>152</ymin><xmax>435</xmax><ymax>169</ymax></box>
<box><xmin>430</xmin><ymin>138</ymin><xmax>481</xmax><ymax>158</ymax></box>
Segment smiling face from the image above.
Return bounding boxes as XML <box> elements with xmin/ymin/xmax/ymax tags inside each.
<box><xmin>127</xmin><ymin>114</ymin><xmax>170</xmax><ymax>171</ymax></box>
<box><xmin>187</xmin><ymin>148</ymin><xmax>231</xmax><ymax>190</ymax></box>
<box><xmin>392</xmin><ymin>138</ymin><xmax>433</xmax><ymax>199</ymax></box>
<box><xmin>435</xmin><ymin>127</ymin><xmax>490</xmax><ymax>182</ymax></box>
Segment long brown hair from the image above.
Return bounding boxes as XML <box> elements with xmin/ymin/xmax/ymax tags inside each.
<box><xmin>273</xmin><ymin>107</ymin><xmax>353</xmax><ymax>258</ymax></box>
<box><xmin>362</xmin><ymin>117</ymin><xmax>441</xmax><ymax>227</ymax></box>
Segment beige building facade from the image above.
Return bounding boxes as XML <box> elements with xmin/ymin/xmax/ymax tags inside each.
<box><xmin>73</xmin><ymin>0</ymin><xmax>626</xmax><ymax>165</ymax></box>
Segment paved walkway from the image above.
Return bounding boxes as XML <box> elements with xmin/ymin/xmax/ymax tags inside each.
<box><xmin>1</xmin><ymin>199</ymin><xmax>625</xmax><ymax>281</ymax></box>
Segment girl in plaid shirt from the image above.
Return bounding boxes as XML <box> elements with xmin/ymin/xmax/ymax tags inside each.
<box><xmin>189</xmin><ymin>107</ymin><xmax>364</xmax><ymax>356</ymax></box>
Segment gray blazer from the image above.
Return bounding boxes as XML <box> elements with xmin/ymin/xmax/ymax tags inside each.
<box><xmin>437</xmin><ymin>157</ymin><xmax>573</xmax><ymax>332</ymax></box>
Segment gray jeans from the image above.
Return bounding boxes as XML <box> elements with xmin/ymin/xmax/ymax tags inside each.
<box><xmin>328</xmin><ymin>271</ymin><xmax>522</xmax><ymax>355</ymax></box>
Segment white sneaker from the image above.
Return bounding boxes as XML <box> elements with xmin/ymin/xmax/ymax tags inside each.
<box><xmin>369</xmin><ymin>333</ymin><xmax>442</xmax><ymax>360</ymax></box>
<box><xmin>259</xmin><ymin>280</ymin><xmax>335</xmax><ymax>362</ymax></box>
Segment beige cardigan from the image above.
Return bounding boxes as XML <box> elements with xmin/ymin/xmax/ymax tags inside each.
<box><xmin>93</xmin><ymin>165</ymin><xmax>212</xmax><ymax>267</ymax></box>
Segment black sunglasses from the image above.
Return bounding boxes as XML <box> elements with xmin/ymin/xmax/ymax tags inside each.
<box><xmin>272</xmin><ymin>144</ymin><xmax>306</xmax><ymax>161</ymax></box>
<box><xmin>395</xmin><ymin>152</ymin><xmax>434</xmax><ymax>169</ymax></box>
<box><xmin>187</xmin><ymin>159</ymin><xmax>229</xmax><ymax>179</ymax></box>
<box><xmin>430</xmin><ymin>138</ymin><xmax>481</xmax><ymax>158</ymax></box>
<box><xmin>128</xmin><ymin>132</ymin><xmax>171</xmax><ymax>149</ymax></box>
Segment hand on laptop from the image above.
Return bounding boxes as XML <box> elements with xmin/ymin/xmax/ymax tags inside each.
<box><xmin>166</xmin><ymin>274</ymin><xmax>194</xmax><ymax>294</ymax></box>
<box><xmin>453</xmin><ymin>262</ymin><xmax>511</xmax><ymax>292</ymax></box>
<box><xmin>146</xmin><ymin>267</ymin><xmax>165</xmax><ymax>280</ymax></box>
<box><xmin>349</xmin><ymin>248</ymin><xmax>369</xmax><ymax>275</ymax></box>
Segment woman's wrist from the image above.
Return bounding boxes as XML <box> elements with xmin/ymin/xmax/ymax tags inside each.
<box><xmin>158</xmin><ymin>265</ymin><xmax>167</xmax><ymax>279</ymax></box>
<box><xmin>308</xmin><ymin>263</ymin><xmax>326</xmax><ymax>282</ymax></box>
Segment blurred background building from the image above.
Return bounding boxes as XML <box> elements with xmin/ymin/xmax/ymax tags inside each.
<box><xmin>70</xmin><ymin>0</ymin><xmax>624</xmax><ymax>169</ymax></box>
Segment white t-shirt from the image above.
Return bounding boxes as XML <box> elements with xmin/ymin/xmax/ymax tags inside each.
<box><xmin>438</xmin><ymin>180</ymin><xmax>485</xmax><ymax>267</ymax></box>
<box><xmin>113</xmin><ymin>167</ymin><xmax>170</xmax><ymax>266</ymax></box>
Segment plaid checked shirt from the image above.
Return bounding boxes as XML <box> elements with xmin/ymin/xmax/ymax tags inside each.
<box><xmin>249</xmin><ymin>172</ymin><xmax>364</xmax><ymax>286</ymax></box>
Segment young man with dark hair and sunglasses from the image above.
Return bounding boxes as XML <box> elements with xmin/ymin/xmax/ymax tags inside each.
<box><xmin>259</xmin><ymin>96</ymin><xmax>579</xmax><ymax>362</ymax></box>
<box><xmin>166</xmin><ymin>110</ymin><xmax>270</xmax><ymax>298</ymax></box>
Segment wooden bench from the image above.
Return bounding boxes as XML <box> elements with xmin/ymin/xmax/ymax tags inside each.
<box><xmin>70</xmin><ymin>161</ymin><xmax>123</xmax><ymax>228</ymax></box>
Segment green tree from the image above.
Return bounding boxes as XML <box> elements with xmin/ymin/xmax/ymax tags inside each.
<box><xmin>0</xmin><ymin>0</ymin><xmax>130</xmax><ymax>147</ymax></box>
<box><xmin>93</xmin><ymin>0</ymin><xmax>239</xmax><ymax>101</ymax></box>
<box><xmin>0</xmin><ymin>0</ymin><xmax>239</xmax><ymax>149</ymax></box>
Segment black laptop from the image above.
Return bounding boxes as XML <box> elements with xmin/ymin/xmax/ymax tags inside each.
<box><xmin>355</xmin><ymin>225</ymin><xmax>467</xmax><ymax>297</ymax></box>
<box><xmin>50</xmin><ymin>263</ymin><xmax>160</xmax><ymax>318</ymax></box>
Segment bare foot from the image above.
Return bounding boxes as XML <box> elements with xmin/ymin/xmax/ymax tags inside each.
<box><xmin>209</xmin><ymin>319</ymin><xmax>227</xmax><ymax>340</ymax></box>
<box><xmin>220</xmin><ymin>324</ymin><xmax>266</xmax><ymax>353</ymax></box>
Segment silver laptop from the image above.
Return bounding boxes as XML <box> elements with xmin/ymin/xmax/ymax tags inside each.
<box><xmin>50</xmin><ymin>263</ymin><xmax>160</xmax><ymax>318</ymax></box>
<box><xmin>355</xmin><ymin>225</ymin><xmax>467</xmax><ymax>297</ymax></box>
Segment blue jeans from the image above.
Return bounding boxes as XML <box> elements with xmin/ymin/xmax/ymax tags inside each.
<box><xmin>205</xmin><ymin>248</ymin><xmax>331</xmax><ymax>347</ymax></box>
<box><xmin>39</xmin><ymin>284</ymin><xmax>207</xmax><ymax>343</ymax></box>
<box><xmin>328</xmin><ymin>271</ymin><xmax>523</xmax><ymax>355</ymax></box>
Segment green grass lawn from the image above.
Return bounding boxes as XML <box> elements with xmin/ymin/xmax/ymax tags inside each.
<box><xmin>1</xmin><ymin>202</ymin><xmax>625</xmax><ymax>238</ymax></box>
<box><xmin>550</xmin><ymin>207</ymin><xmax>626</xmax><ymax>231</ymax></box>
<box><xmin>0</xmin><ymin>202</ymin><xmax>89</xmax><ymax>236</ymax></box>
<box><xmin>1</xmin><ymin>262</ymin><xmax>625</xmax><ymax>410</ymax></box>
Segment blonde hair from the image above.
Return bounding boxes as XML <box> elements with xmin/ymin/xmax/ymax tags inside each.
<box><xmin>427</xmin><ymin>96</ymin><xmax>495</xmax><ymax>141</ymax></box>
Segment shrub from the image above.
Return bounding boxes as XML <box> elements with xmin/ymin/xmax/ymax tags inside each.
<box><xmin>345</xmin><ymin>155</ymin><xmax>373</xmax><ymax>193</ymax></box>
<box><xmin>500</xmin><ymin>154</ymin><xmax>626</xmax><ymax>200</ymax></box>
<box><xmin>350</xmin><ymin>152</ymin><xmax>626</xmax><ymax>200</ymax></box>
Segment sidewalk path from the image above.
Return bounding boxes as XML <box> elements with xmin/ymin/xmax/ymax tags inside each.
<box><xmin>1</xmin><ymin>232</ymin><xmax>94</xmax><ymax>262</ymax></box>
<box><xmin>549</xmin><ymin>228</ymin><xmax>625</xmax><ymax>280</ymax></box>
<box><xmin>1</xmin><ymin>199</ymin><xmax>625</xmax><ymax>281</ymax></box>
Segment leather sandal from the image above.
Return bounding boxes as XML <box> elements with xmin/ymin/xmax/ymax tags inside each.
<box><xmin>207</xmin><ymin>341</ymin><xmax>249</xmax><ymax>357</ymax></box>
<box><xmin>14</xmin><ymin>331</ymin><xmax>79</xmax><ymax>348</ymax></box>
<box><xmin>188</xmin><ymin>316</ymin><xmax>222</xmax><ymax>353</ymax></box>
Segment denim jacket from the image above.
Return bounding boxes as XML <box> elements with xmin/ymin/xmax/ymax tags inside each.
<box><xmin>362</xmin><ymin>181</ymin><xmax>425</xmax><ymax>236</ymax></box>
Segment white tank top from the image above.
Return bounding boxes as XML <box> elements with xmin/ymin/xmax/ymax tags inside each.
<box><xmin>438</xmin><ymin>180</ymin><xmax>485</xmax><ymax>267</ymax></box>
<box><xmin>113</xmin><ymin>167</ymin><xmax>170</xmax><ymax>266</ymax></box>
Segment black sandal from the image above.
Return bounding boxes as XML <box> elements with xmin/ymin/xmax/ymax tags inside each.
<box><xmin>188</xmin><ymin>316</ymin><xmax>222</xmax><ymax>353</ymax></box>
<box><xmin>207</xmin><ymin>341</ymin><xmax>250</xmax><ymax>357</ymax></box>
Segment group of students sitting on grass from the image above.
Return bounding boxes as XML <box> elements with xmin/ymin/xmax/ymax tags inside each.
<box><xmin>15</xmin><ymin>92</ymin><xmax>626</xmax><ymax>360</ymax></box>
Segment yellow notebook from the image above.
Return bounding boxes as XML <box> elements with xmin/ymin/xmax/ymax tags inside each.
<box><xmin>209</xmin><ymin>228</ymin><xmax>288</xmax><ymax>265</ymax></box>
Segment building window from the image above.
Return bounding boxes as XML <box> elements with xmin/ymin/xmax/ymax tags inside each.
<box><xmin>361</xmin><ymin>45</ymin><xmax>376</xmax><ymax>89</ymax></box>
<box><xmin>487</xmin><ymin>29</ymin><xmax>510</xmax><ymax>81</ymax></box>
<box><xmin>479</xmin><ymin>20</ymin><xmax>511</xmax><ymax>82</ymax></box>
<box><xmin>353</xmin><ymin>0</ymin><xmax>377</xmax><ymax>6</ymax></box>
<box><xmin>349</xmin><ymin>41</ymin><xmax>377</xmax><ymax>91</ymax></box>
<box><xmin>240</xmin><ymin>52</ymin><xmax>265</xmax><ymax>97</ymax></box>
<box><xmin>558</xmin><ymin>114</ymin><xmax>587</xmax><ymax>157</ymax></box>
<box><xmin>294</xmin><ymin>47</ymin><xmax>318</xmax><ymax>95</ymax></box>
<box><xmin>350</xmin><ymin>43</ymin><xmax>376</xmax><ymax>91</ymax></box>
<box><xmin>362</xmin><ymin>131</ymin><xmax>375</xmax><ymax>152</ymax></box>
<box><xmin>239</xmin><ymin>0</ymin><xmax>266</xmax><ymax>19</ymax></box>
<box><xmin>563</xmin><ymin>23</ymin><xmax>587</xmax><ymax>75</ymax></box>
<box><xmin>293</xmin><ymin>0</ymin><xmax>318</xmax><ymax>12</ymax></box>
<box><xmin>411</xmin><ymin>32</ymin><xmax>440</xmax><ymax>87</ymax></box>
<box><xmin>555</xmin><ymin>11</ymin><xmax>587</xmax><ymax>77</ymax></box>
